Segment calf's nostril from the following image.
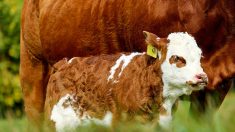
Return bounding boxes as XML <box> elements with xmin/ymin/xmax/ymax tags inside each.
<box><xmin>195</xmin><ymin>74</ymin><xmax>203</xmax><ymax>80</ymax></box>
<box><xmin>196</xmin><ymin>73</ymin><xmax>207</xmax><ymax>79</ymax></box>
<box><xmin>195</xmin><ymin>73</ymin><xmax>208</xmax><ymax>84</ymax></box>
<box><xmin>196</xmin><ymin>76</ymin><xmax>202</xmax><ymax>79</ymax></box>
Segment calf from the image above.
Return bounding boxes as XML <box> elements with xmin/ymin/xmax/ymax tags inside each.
<box><xmin>44</xmin><ymin>31</ymin><xmax>208</xmax><ymax>131</ymax></box>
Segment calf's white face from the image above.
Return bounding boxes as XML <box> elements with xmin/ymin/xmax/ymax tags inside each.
<box><xmin>161</xmin><ymin>32</ymin><xmax>208</xmax><ymax>95</ymax></box>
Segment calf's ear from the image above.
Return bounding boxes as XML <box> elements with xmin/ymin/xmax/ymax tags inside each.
<box><xmin>143</xmin><ymin>31</ymin><xmax>168</xmax><ymax>58</ymax></box>
<box><xmin>143</xmin><ymin>31</ymin><xmax>169</xmax><ymax>48</ymax></box>
<box><xmin>143</xmin><ymin>31</ymin><xmax>159</xmax><ymax>46</ymax></box>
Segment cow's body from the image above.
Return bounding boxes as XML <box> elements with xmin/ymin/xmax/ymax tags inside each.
<box><xmin>45</xmin><ymin>32</ymin><xmax>207</xmax><ymax>131</ymax></box>
<box><xmin>20</xmin><ymin>0</ymin><xmax>235</xmax><ymax>124</ymax></box>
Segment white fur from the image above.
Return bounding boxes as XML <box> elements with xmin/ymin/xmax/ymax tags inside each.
<box><xmin>159</xmin><ymin>32</ymin><xmax>206</xmax><ymax>128</ymax></box>
<box><xmin>107</xmin><ymin>54</ymin><xmax>125</xmax><ymax>81</ymax></box>
<box><xmin>51</xmin><ymin>94</ymin><xmax>79</xmax><ymax>132</ymax></box>
<box><xmin>159</xmin><ymin>98</ymin><xmax>176</xmax><ymax>129</ymax></box>
<box><xmin>107</xmin><ymin>52</ymin><xmax>144</xmax><ymax>81</ymax></box>
<box><xmin>51</xmin><ymin>94</ymin><xmax>112</xmax><ymax>132</ymax></box>
<box><xmin>102</xmin><ymin>112</ymin><xmax>113</xmax><ymax>125</ymax></box>
<box><xmin>157</xmin><ymin>50</ymin><xmax>162</xmax><ymax>59</ymax></box>
<box><xmin>68</xmin><ymin>57</ymin><xmax>76</xmax><ymax>64</ymax></box>
<box><xmin>161</xmin><ymin>32</ymin><xmax>205</xmax><ymax>97</ymax></box>
<box><xmin>78</xmin><ymin>111</ymin><xmax>112</xmax><ymax>126</ymax></box>
<box><xmin>159</xmin><ymin>114</ymin><xmax>172</xmax><ymax>129</ymax></box>
<box><xmin>90</xmin><ymin>111</ymin><xmax>113</xmax><ymax>126</ymax></box>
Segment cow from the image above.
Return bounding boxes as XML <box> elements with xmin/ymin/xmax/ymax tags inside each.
<box><xmin>44</xmin><ymin>32</ymin><xmax>208</xmax><ymax>131</ymax></box>
<box><xmin>20</xmin><ymin>0</ymin><xmax>235</xmax><ymax>125</ymax></box>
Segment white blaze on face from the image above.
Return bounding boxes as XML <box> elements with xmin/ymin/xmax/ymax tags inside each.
<box><xmin>161</xmin><ymin>32</ymin><xmax>205</xmax><ymax>96</ymax></box>
<box><xmin>51</xmin><ymin>94</ymin><xmax>113</xmax><ymax>132</ymax></box>
<box><xmin>107</xmin><ymin>52</ymin><xmax>144</xmax><ymax>82</ymax></box>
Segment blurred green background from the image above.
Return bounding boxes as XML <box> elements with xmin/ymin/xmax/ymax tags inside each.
<box><xmin>0</xmin><ymin>0</ymin><xmax>23</xmax><ymax>118</ymax></box>
<box><xmin>0</xmin><ymin>0</ymin><xmax>235</xmax><ymax>131</ymax></box>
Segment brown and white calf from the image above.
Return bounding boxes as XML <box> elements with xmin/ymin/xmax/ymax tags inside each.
<box><xmin>44</xmin><ymin>31</ymin><xmax>208</xmax><ymax>131</ymax></box>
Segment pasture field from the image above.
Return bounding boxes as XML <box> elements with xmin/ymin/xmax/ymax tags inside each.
<box><xmin>0</xmin><ymin>90</ymin><xmax>235</xmax><ymax>132</ymax></box>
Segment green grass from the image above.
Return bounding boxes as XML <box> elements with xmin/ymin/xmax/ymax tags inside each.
<box><xmin>1</xmin><ymin>91</ymin><xmax>235</xmax><ymax>132</ymax></box>
<box><xmin>0</xmin><ymin>117</ymin><xmax>27</xmax><ymax>132</ymax></box>
<box><xmin>172</xmin><ymin>92</ymin><xmax>235</xmax><ymax>132</ymax></box>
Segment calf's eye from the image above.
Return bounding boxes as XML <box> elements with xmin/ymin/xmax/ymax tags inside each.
<box><xmin>169</xmin><ymin>55</ymin><xmax>186</xmax><ymax>68</ymax></box>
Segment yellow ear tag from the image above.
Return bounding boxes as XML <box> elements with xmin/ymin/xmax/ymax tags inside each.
<box><xmin>147</xmin><ymin>44</ymin><xmax>158</xmax><ymax>58</ymax></box>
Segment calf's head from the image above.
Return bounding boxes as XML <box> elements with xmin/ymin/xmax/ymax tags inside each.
<box><xmin>144</xmin><ymin>31</ymin><xmax>208</xmax><ymax>95</ymax></box>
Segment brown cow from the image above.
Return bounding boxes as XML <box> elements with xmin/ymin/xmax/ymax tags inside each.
<box><xmin>20</xmin><ymin>0</ymin><xmax>235</xmax><ymax>124</ymax></box>
<box><xmin>44</xmin><ymin>32</ymin><xmax>207</xmax><ymax>131</ymax></box>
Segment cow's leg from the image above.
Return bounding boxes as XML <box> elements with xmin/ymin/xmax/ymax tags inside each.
<box><xmin>190</xmin><ymin>79</ymin><xmax>232</xmax><ymax>118</ymax></box>
<box><xmin>20</xmin><ymin>40</ymin><xmax>49</xmax><ymax>126</ymax></box>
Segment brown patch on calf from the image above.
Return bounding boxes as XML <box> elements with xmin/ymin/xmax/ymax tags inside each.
<box><xmin>169</xmin><ymin>55</ymin><xmax>186</xmax><ymax>68</ymax></box>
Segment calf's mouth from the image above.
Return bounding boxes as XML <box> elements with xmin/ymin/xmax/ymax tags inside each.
<box><xmin>186</xmin><ymin>80</ymin><xmax>208</xmax><ymax>90</ymax></box>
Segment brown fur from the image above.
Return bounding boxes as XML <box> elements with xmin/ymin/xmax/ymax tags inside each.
<box><xmin>21</xmin><ymin>0</ymin><xmax>235</xmax><ymax>123</ymax></box>
<box><xmin>45</xmin><ymin>32</ymin><xmax>168</xmax><ymax>125</ymax></box>
<box><xmin>45</xmin><ymin>53</ymin><xmax>165</xmax><ymax>123</ymax></box>
<box><xmin>169</xmin><ymin>55</ymin><xmax>187</xmax><ymax>68</ymax></box>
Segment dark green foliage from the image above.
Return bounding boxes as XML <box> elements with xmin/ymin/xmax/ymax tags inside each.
<box><xmin>0</xmin><ymin>0</ymin><xmax>23</xmax><ymax>118</ymax></box>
